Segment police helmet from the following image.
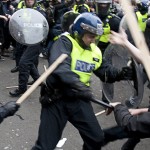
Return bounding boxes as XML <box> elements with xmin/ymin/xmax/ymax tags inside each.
<box><xmin>75</xmin><ymin>0</ymin><xmax>86</xmax><ymax>5</ymax></box>
<box><xmin>72</xmin><ymin>12</ymin><xmax>103</xmax><ymax>36</ymax></box>
<box><xmin>61</xmin><ymin>11</ymin><xmax>79</xmax><ymax>32</ymax></box>
<box><xmin>95</xmin><ymin>0</ymin><xmax>112</xmax><ymax>3</ymax></box>
<box><xmin>137</xmin><ymin>0</ymin><xmax>149</xmax><ymax>13</ymax></box>
<box><xmin>95</xmin><ymin>0</ymin><xmax>112</xmax><ymax>17</ymax></box>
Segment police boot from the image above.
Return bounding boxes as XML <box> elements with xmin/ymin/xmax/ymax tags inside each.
<box><xmin>9</xmin><ymin>89</ymin><xmax>26</xmax><ymax>97</ymax></box>
<box><xmin>121</xmin><ymin>138</ymin><xmax>140</xmax><ymax>150</ymax></box>
<box><xmin>11</xmin><ymin>66</ymin><xmax>19</xmax><ymax>73</ymax></box>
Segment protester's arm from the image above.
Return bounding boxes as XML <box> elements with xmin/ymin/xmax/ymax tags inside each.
<box><xmin>128</xmin><ymin>108</ymin><xmax>148</xmax><ymax>115</ymax></box>
<box><xmin>109</xmin><ymin>102</ymin><xmax>150</xmax><ymax>134</ymax></box>
<box><xmin>109</xmin><ymin>29</ymin><xmax>143</xmax><ymax>64</ymax></box>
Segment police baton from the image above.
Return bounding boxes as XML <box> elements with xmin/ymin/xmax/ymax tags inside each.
<box><xmin>90</xmin><ymin>98</ymin><xmax>113</xmax><ymax>109</ymax></box>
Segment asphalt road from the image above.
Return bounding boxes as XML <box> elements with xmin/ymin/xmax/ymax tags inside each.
<box><xmin>0</xmin><ymin>55</ymin><xmax>150</xmax><ymax>150</ymax></box>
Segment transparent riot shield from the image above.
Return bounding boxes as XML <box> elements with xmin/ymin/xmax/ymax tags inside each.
<box><xmin>102</xmin><ymin>44</ymin><xmax>144</xmax><ymax>108</ymax></box>
<box><xmin>9</xmin><ymin>8</ymin><xmax>49</xmax><ymax>45</ymax></box>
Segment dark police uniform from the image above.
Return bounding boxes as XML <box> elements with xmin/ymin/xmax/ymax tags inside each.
<box><xmin>9</xmin><ymin>0</ymin><xmax>46</xmax><ymax>97</ymax></box>
<box><xmin>32</xmin><ymin>33</ymin><xmax>133</xmax><ymax>150</ymax></box>
<box><xmin>98</xmin><ymin>13</ymin><xmax>121</xmax><ymax>54</ymax></box>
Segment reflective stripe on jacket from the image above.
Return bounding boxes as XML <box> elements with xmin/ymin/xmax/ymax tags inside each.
<box><xmin>136</xmin><ymin>11</ymin><xmax>148</xmax><ymax>32</ymax></box>
<box><xmin>66</xmin><ymin>34</ymin><xmax>102</xmax><ymax>86</ymax></box>
<box><xmin>99</xmin><ymin>15</ymin><xmax>112</xmax><ymax>43</ymax></box>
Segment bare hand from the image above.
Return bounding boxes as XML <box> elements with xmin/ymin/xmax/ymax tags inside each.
<box><xmin>129</xmin><ymin>108</ymin><xmax>148</xmax><ymax>115</ymax></box>
<box><xmin>109</xmin><ymin>28</ymin><xmax>128</xmax><ymax>46</ymax></box>
<box><xmin>105</xmin><ymin>102</ymin><xmax>121</xmax><ymax>115</ymax></box>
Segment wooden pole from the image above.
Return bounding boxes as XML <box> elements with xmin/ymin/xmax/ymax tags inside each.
<box><xmin>16</xmin><ymin>54</ymin><xmax>68</xmax><ymax>104</ymax></box>
<box><xmin>6</xmin><ymin>85</ymin><xmax>31</xmax><ymax>89</ymax></box>
<box><xmin>119</xmin><ymin>0</ymin><xmax>150</xmax><ymax>80</ymax></box>
<box><xmin>95</xmin><ymin>110</ymin><xmax>106</xmax><ymax>116</ymax></box>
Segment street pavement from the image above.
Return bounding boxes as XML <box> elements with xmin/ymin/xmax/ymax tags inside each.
<box><xmin>0</xmin><ymin>55</ymin><xmax>150</xmax><ymax>150</ymax></box>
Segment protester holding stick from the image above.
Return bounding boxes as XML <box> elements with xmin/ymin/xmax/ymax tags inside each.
<box><xmin>101</xmin><ymin>29</ymin><xmax>150</xmax><ymax>150</ymax></box>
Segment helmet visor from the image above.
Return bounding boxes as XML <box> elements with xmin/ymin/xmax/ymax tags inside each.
<box><xmin>95</xmin><ymin>3</ymin><xmax>110</xmax><ymax>16</ymax></box>
<box><xmin>80</xmin><ymin>22</ymin><xmax>103</xmax><ymax>36</ymax></box>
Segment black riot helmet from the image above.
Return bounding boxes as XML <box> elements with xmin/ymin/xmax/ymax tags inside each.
<box><xmin>95</xmin><ymin>0</ymin><xmax>112</xmax><ymax>18</ymax></box>
<box><xmin>71</xmin><ymin>12</ymin><xmax>103</xmax><ymax>48</ymax></box>
<box><xmin>75</xmin><ymin>0</ymin><xmax>86</xmax><ymax>5</ymax></box>
<box><xmin>61</xmin><ymin>11</ymin><xmax>79</xmax><ymax>32</ymax></box>
<box><xmin>137</xmin><ymin>0</ymin><xmax>149</xmax><ymax>14</ymax></box>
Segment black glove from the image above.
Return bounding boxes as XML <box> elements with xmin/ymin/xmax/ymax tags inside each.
<box><xmin>39</xmin><ymin>84</ymin><xmax>53</xmax><ymax>106</ymax></box>
<box><xmin>2</xmin><ymin>101</ymin><xmax>20</xmax><ymax>118</ymax></box>
<box><xmin>118</xmin><ymin>66</ymin><xmax>135</xmax><ymax>80</ymax></box>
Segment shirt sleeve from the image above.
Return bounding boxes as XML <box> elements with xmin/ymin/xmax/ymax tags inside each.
<box><xmin>94</xmin><ymin>57</ymin><xmax>121</xmax><ymax>83</ymax></box>
<box><xmin>114</xmin><ymin>104</ymin><xmax>150</xmax><ymax>136</ymax></box>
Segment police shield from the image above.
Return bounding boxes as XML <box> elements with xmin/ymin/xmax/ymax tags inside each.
<box><xmin>9</xmin><ymin>8</ymin><xmax>49</xmax><ymax>45</ymax></box>
<box><xmin>102</xmin><ymin>44</ymin><xmax>144</xmax><ymax>108</ymax></box>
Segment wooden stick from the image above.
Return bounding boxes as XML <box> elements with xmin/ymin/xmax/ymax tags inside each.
<box><xmin>44</xmin><ymin>65</ymin><xmax>47</xmax><ymax>71</ymax></box>
<box><xmin>6</xmin><ymin>85</ymin><xmax>31</xmax><ymax>89</ymax></box>
<box><xmin>95</xmin><ymin>110</ymin><xmax>106</xmax><ymax>116</ymax></box>
<box><xmin>119</xmin><ymin>0</ymin><xmax>150</xmax><ymax>80</ymax></box>
<box><xmin>16</xmin><ymin>54</ymin><xmax>68</xmax><ymax>104</ymax></box>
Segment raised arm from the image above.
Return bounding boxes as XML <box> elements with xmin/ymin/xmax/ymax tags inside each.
<box><xmin>109</xmin><ymin>29</ymin><xmax>143</xmax><ymax>64</ymax></box>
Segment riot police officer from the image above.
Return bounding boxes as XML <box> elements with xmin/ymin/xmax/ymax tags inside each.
<box><xmin>94</xmin><ymin>0</ymin><xmax>121</xmax><ymax>105</ymax></box>
<box><xmin>9</xmin><ymin>0</ymin><xmax>46</xmax><ymax>97</ymax></box>
<box><xmin>72</xmin><ymin>0</ymin><xmax>90</xmax><ymax>13</ymax></box>
<box><xmin>136</xmin><ymin>0</ymin><xmax>149</xmax><ymax>32</ymax></box>
<box><xmin>31</xmin><ymin>12</ymin><xmax>134</xmax><ymax>150</ymax></box>
<box><xmin>95</xmin><ymin>0</ymin><xmax>121</xmax><ymax>54</ymax></box>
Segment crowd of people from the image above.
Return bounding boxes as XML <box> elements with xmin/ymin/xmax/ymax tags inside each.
<box><xmin>0</xmin><ymin>0</ymin><xmax>150</xmax><ymax>149</ymax></box>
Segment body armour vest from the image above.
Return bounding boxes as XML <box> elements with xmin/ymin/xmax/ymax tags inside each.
<box><xmin>65</xmin><ymin>34</ymin><xmax>102</xmax><ymax>86</ymax></box>
<box><xmin>17</xmin><ymin>1</ymin><xmax>44</xmax><ymax>11</ymax></box>
<box><xmin>73</xmin><ymin>4</ymin><xmax>90</xmax><ymax>13</ymax></box>
<box><xmin>99</xmin><ymin>15</ymin><xmax>112</xmax><ymax>43</ymax></box>
<box><xmin>136</xmin><ymin>11</ymin><xmax>148</xmax><ymax>32</ymax></box>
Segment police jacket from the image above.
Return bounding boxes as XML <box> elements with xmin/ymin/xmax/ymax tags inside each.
<box><xmin>46</xmin><ymin>34</ymin><xmax>123</xmax><ymax>100</ymax></box>
<box><xmin>136</xmin><ymin>11</ymin><xmax>148</xmax><ymax>32</ymax></box>
<box><xmin>17</xmin><ymin>1</ymin><xmax>46</xmax><ymax>17</ymax></box>
<box><xmin>114</xmin><ymin>104</ymin><xmax>150</xmax><ymax>138</ymax></box>
<box><xmin>98</xmin><ymin>13</ymin><xmax>121</xmax><ymax>51</ymax></box>
<box><xmin>73</xmin><ymin>4</ymin><xmax>90</xmax><ymax>13</ymax></box>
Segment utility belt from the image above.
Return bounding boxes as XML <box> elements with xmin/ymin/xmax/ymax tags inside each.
<box><xmin>40</xmin><ymin>83</ymin><xmax>84</xmax><ymax>106</ymax></box>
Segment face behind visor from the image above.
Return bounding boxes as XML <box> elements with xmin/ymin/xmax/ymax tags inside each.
<box><xmin>71</xmin><ymin>12</ymin><xmax>103</xmax><ymax>48</ymax></box>
<box><xmin>75</xmin><ymin>0</ymin><xmax>86</xmax><ymax>5</ymax></box>
<box><xmin>95</xmin><ymin>0</ymin><xmax>112</xmax><ymax>18</ymax></box>
<box><xmin>25</xmin><ymin>0</ymin><xmax>36</xmax><ymax>8</ymax></box>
